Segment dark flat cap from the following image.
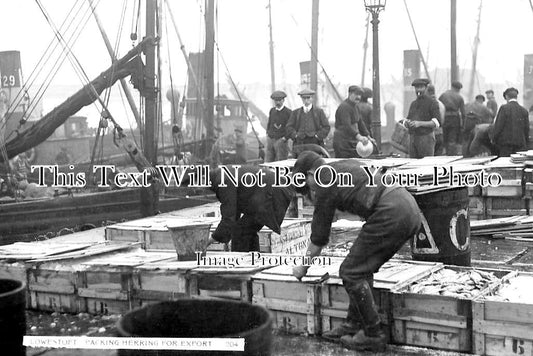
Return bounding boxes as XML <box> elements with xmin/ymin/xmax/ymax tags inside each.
<box><xmin>411</xmin><ymin>78</ymin><xmax>430</xmax><ymax>87</ymax></box>
<box><xmin>452</xmin><ymin>81</ymin><xmax>463</xmax><ymax>89</ymax></box>
<box><xmin>270</xmin><ymin>90</ymin><xmax>287</xmax><ymax>100</ymax></box>
<box><xmin>298</xmin><ymin>88</ymin><xmax>316</xmax><ymax>96</ymax></box>
<box><xmin>362</xmin><ymin>87</ymin><xmax>373</xmax><ymax>99</ymax></box>
<box><xmin>348</xmin><ymin>85</ymin><xmax>363</xmax><ymax>94</ymax></box>
<box><xmin>503</xmin><ymin>87</ymin><xmax>519</xmax><ymax>98</ymax></box>
<box><xmin>292</xmin><ymin>151</ymin><xmax>326</xmax><ymax>195</ymax></box>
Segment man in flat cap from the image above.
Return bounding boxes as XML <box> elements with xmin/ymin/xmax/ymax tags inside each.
<box><xmin>266</xmin><ymin>90</ymin><xmax>292</xmax><ymax>162</ymax></box>
<box><xmin>492</xmin><ymin>87</ymin><xmax>529</xmax><ymax>156</ymax></box>
<box><xmin>439</xmin><ymin>81</ymin><xmax>466</xmax><ymax>155</ymax></box>
<box><xmin>333</xmin><ymin>85</ymin><xmax>372</xmax><ymax>158</ymax></box>
<box><xmin>291</xmin><ymin>151</ymin><xmax>421</xmax><ymax>352</ymax></box>
<box><xmin>286</xmin><ymin>88</ymin><xmax>330</xmax><ymax>149</ymax></box>
<box><xmin>404</xmin><ymin>78</ymin><xmax>441</xmax><ymax>158</ymax></box>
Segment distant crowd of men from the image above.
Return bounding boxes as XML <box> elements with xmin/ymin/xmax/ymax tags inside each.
<box><xmin>404</xmin><ymin>79</ymin><xmax>529</xmax><ymax>158</ymax></box>
<box><xmin>259</xmin><ymin>79</ymin><xmax>530</xmax><ymax>163</ymax></box>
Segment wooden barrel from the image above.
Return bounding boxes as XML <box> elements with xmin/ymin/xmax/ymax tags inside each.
<box><xmin>411</xmin><ymin>187</ymin><xmax>471</xmax><ymax>266</ymax></box>
<box><xmin>0</xmin><ymin>279</ymin><xmax>26</xmax><ymax>356</ymax></box>
<box><xmin>390</xmin><ymin>122</ymin><xmax>409</xmax><ymax>153</ymax></box>
<box><xmin>117</xmin><ymin>299</ymin><xmax>273</xmax><ymax>356</ymax></box>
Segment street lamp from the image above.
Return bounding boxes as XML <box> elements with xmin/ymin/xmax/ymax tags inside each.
<box><xmin>364</xmin><ymin>0</ymin><xmax>386</xmax><ymax>152</ymax></box>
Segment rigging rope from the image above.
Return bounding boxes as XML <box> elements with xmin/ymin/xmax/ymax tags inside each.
<box><xmin>403</xmin><ymin>0</ymin><xmax>432</xmax><ymax>81</ymax></box>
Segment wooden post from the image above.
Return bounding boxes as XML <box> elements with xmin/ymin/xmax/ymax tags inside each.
<box><xmin>450</xmin><ymin>0</ymin><xmax>459</xmax><ymax>83</ymax></box>
<box><xmin>311</xmin><ymin>0</ymin><xmax>319</xmax><ymax>105</ymax></box>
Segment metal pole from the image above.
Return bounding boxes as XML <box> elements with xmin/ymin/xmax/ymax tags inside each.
<box><xmin>361</xmin><ymin>14</ymin><xmax>370</xmax><ymax>87</ymax></box>
<box><xmin>371</xmin><ymin>11</ymin><xmax>382</xmax><ymax>152</ymax></box>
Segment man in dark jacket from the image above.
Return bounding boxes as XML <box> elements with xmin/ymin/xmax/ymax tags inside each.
<box><xmin>291</xmin><ymin>151</ymin><xmax>421</xmax><ymax>352</ymax></box>
<box><xmin>205</xmin><ymin>165</ymin><xmax>295</xmax><ymax>252</ymax></box>
<box><xmin>333</xmin><ymin>85</ymin><xmax>371</xmax><ymax>158</ymax></box>
<box><xmin>405</xmin><ymin>78</ymin><xmax>441</xmax><ymax>158</ymax></box>
<box><xmin>358</xmin><ymin>87</ymin><xmax>373</xmax><ymax>138</ymax></box>
<box><xmin>266</xmin><ymin>90</ymin><xmax>292</xmax><ymax>162</ymax></box>
<box><xmin>439</xmin><ymin>81</ymin><xmax>466</xmax><ymax>155</ymax></box>
<box><xmin>286</xmin><ymin>88</ymin><xmax>330</xmax><ymax>148</ymax></box>
<box><xmin>492</xmin><ymin>87</ymin><xmax>530</xmax><ymax>156</ymax></box>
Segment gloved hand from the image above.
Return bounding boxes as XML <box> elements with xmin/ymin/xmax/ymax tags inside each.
<box><xmin>292</xmin><ymin>265</ymin><xmax>309</xmax><ymax>281</ymax></box>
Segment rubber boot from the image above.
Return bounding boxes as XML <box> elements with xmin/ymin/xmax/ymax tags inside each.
<box><xmin>339</xmin><ymin>280</ymin><xmax>386</xmax><ymax>352</ymax></box>
<box><xmin>322</xmin><ymin>302</ymin><xmax>362</xmax><ymax>341</ymax></box>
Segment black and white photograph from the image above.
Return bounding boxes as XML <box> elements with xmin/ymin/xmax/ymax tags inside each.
<box><xmin>1</xmin><ymin>0</ymin><xmax>533</xmax><ymax>355</ymax></box>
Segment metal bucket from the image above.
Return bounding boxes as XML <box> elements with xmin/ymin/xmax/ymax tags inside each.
<box><xmin>411</xmin><ymin>187</ymin><xmax>471</xmax><ymax>266</ymax></box>
<box><xmin>0</xmin><ymin>279</ymin><xmax>26</xmax><ymax>356</ymax></box>
<box><xmin>167</xmin><ymin>222</ymin><xmax>213</xmax><ymax>261</ymax></box>
<box><xmin>116</xmin><ymin>299</ymin><xmax>273</xmax><ymax>356</ymax></box>
<box><xmin>390</xmin><ymin>122</ymin><xmax>410</xmax><ymax>153</ymax></box>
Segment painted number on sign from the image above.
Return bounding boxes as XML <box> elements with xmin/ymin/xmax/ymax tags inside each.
<box><xmin>2</xmin><ymin>75</ymin><xmax>16</xmax><ymax>87</ymax></box>
<box><xmin>504</xmin><ymin>337</ymin><xmax>532</xmax><ymax>355</ymax></box>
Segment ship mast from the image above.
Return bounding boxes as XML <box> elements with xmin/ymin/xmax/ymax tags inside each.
<box><xmin>361</xmin><ymin>14</ymin><xmax>370</xmax><ymax>87</ymax></box>
<box><xmin>450</xmin><ymin>0</ymin><xmax>459</xmax><ymax>83</ymax></box>
<box><xmin>268</xmin><ymin>0</ymin><xmax>276</xmax><ymax>93</ymax></box>
<box><xmin>204</xmin><ymin>0</ymin><xmax>215</xmax><ymax>153</ymax></box>
<box><xmin>468</xmin><ymin>0</ymin><xmax>482</xmax><ymax>102</ymax></box>
<box><xmin>311</xmin><ymin>0</ymin><xmax>319</xmax><ymax>105</ymax></box>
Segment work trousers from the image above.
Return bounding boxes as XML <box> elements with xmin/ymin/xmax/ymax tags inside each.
<box><xmin>231</xmin><ymin>214</ymin><xmax>262</xmax><ymax>252</ymax></box>
<box><xmin>443</xmin><ymin>115</ymin><xmax>462</xmax><ymax>155</ymax></box>
<box><xmin>266</xmin><ymin>137</ymin><xmax>289</xmax><ymax>162</ymax></box>
<box><xmin>339</xmin><ymin>188</ymin><xmax>421</xmax><ymax>330</ymax></box>
<box><xmin>409</xmin><ymin>132</ymin><xmax>435</xmax><ymax>158</ymax></box>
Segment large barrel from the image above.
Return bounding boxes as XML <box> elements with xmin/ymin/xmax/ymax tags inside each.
<box><xmin>0</xmin><ymin>279</ymin><xmax>26</xmax><ymax>356</ymax></box>
<box><xmin>411</xmin><ymin>187</ymin><xmax>471</xmax><ymax>266</ymax></box>
<box><xmin>116</xmin><ymin>299</ymin><xmax>272</xmax><ymax>356</ymax></box>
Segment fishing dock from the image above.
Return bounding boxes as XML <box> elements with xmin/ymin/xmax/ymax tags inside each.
<box><xmin>1</xmin><ymin>155</ymin><xmax>533</xmax><ymax>355</ymax></box>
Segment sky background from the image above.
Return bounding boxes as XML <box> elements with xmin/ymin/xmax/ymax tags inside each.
<box><xmin>1</xmin><ymin>0</ymin><xmax>532</xmax><ymax>128</ymax></box>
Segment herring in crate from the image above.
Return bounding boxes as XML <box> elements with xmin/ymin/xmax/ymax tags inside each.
<box><xmin>407</xmin><ymin>268</ymin><xmax>500</xmax><ymax>298</ymax></box>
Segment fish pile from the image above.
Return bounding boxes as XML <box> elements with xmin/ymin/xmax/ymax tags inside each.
<box><xmin>322</xmin><ymin>241</ymin><xmax>352</xmax><ymax>257</ymax></box>
<box><xmin>484</xmin><ymin>275</ymin><xmax>533</xmax><ymax>303</ymax></box>
<box><xmin>408</xmin><ymin>268</ymin><xmax>500</xmax><ymax>299</ymax></box>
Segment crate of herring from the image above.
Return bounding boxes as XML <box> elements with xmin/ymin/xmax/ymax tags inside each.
<box><xmin>391</xmin><ymin>266</ymin><xmax>510</xmax><ymax>353</ymax></box>
<box><xmin>472</xmin><ymin>271</ymin><xmax>533</xmax><ymax>356</ymax></box>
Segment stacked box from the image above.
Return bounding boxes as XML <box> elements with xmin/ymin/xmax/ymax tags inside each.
<box><xmin>320</xmin><ymin>259</ymin><xmax>442</xmax><ymax>341</ymax></box>
<box><xmin>391</xmin><ymin>266</ymin><xmax>511</xmax><ymax>353</ymax></box>
<box><xmin>27</xmin><ymin>260</ymin><xmax>87</xmax><ymax>313</ymax></box>
<box><xmin>469</xmin><ymin>196</ymin><xmax>485</xmax><ymax>220</ymax></box>
<box><xmin>78</xmin><ymin>250</ymin><xmax>174</xmax><ymax>314</ymax></box>
<box><xmin>252</xmin><ymin>261</ymin><xmax>340</xmax><ymax>335</ymax></box>
<box><xmin>485</xmin><ymin>197</ymin><xmax>531</xmax><ymax>219</ymax></box>
<box><xmin>473</xmin><ymin>271</ymin><xmax>533</xmax><ymax>356</ymax></box>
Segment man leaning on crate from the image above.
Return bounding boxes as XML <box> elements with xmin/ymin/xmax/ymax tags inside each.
<box><xmin>291</xmin><ymin>151</ymin><xmax>421</xmax><ymax>352</ymax></box>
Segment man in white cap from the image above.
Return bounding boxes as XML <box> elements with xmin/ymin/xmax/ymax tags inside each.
<box><xmin>266</xmin><ymin>90</ymin><xmax>291</xmax><ymax>162</ymax></box>
<box><xmin>286</xmin><ymin>88</ymin><xmax>330</xmax><ymax>148</ymax></box>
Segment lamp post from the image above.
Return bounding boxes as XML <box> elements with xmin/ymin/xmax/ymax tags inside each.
<box><xmin>364</xmin><ymin>0</ymin><xmax>386</xmax><ymax>152</ymax></box>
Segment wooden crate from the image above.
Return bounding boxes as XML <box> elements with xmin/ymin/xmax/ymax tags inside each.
<box><xmin>483</xmin><ymin>180</ymin><xmax>523</xmax><ymax>197</ymax></box>
<box><xmin>468</xmin><ymin>185</ymin><xmax>482</xmax><ymax>197</ymax></box>
<box><xmin>320</xmin><ymin>259</ymin><xmax>442</xmax><ymax>340</ymax></box>
<box><xmin>78</xmin><ymin>249</ymin><xmax>174</xmax><ymax>314</ymax></box>
<box><xmin>469</xmin><ymin>196</ymin><xmax>485</xmax><ymax>220</ymax></box>
<box><xmin>252</xmin><ymin>261</ymin><xmax>340</xmax><ymax>335</ymax></box>
<box><xmin>485</xmin><ymin>197</ymin><xmax>530</xmax><ymax>219</ymax></box>
<box><xmin>26</xmin><ymin>260</ymin><xmax>87</xmax><ymax>314</ymax></box>
<box><xmin>473</xmin><ymin>271</ymin><xmax>533</xmax><ymax>356</ymax></box>
<box><xmin>259</xmin><ymin>219</ymin><xmax>311</xmax><ymax>254</ymax></box>
<box><xmin>391</xmin><ymin>266</ymin><xmax>511</xmax><ymax>353</ymax></box>
<box><xmin>486</xmin><ymin>167</ymin><xmax>523</xmax><ymax>181</ymax></box>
